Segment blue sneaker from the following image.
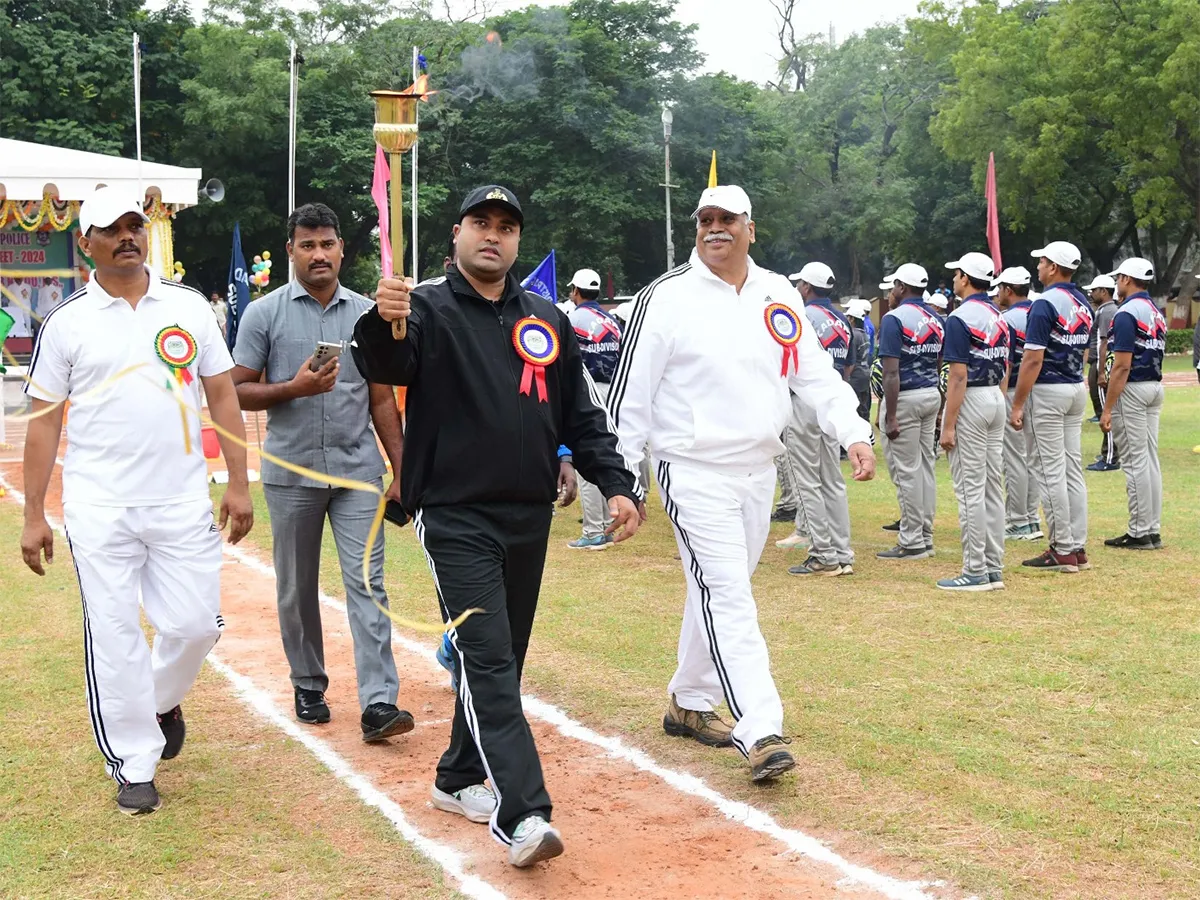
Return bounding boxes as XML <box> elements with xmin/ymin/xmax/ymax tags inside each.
<box><xmin>987</xmin><ymin>571</ymin><xmax>1005</xmax><ymax>590</ymax></box>
<box><xmin>936</xmin><ymin>573</ymin><xmax>992</xmax><ymax>592</ymax></box>
<box><xmin>567</xmin><ymin>534</ymin><xmax>612</xmax><ymax>551</ymax></box>
<box><xmin>435</xmin><ymin>633</ymin><xmax>458</xmax><ymax>693</ymax></box>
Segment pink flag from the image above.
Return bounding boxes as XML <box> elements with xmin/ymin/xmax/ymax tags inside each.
<box><xmin>985</xmin><ymin>152</ymin><xmax>1002</xmax><ymax>272</ymax></box>
<box><xmin>371</xmin><ymin>144</ymin><xmax>392</xmax><ymax>278</ymax></box>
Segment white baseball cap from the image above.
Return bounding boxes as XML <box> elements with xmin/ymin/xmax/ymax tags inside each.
<box><xmin>1082</xmin><ymin>274</ymin><xmax>1117</xmax><ymax>291</ymax></box>
<box><xmin>568</xmin><ymin>268</ymin><xmax>601</xmax><ymax>291</ymax></box>
<box><xmin>79</xmin><ymin>185</ymin><xmax>149</xmax><ymax>235</ymax></box>
<box><xmin>844</xmin><ymin>298</ymin><xmax>872</xmax><ymax>319</ymax></box>
<box><xmin>790</xmin><ymin>261</ymin><xmax>835</xmax><ymax>290</ymax></box>
<box><xmin>945</xmin><ymin>252</ymin><xmax>996</xmax><ymax>282</ymax></box>
<box><xmin>991</xmin><ymin>265</ymin><xmax>1032</xmax><ymax>287</ymax></box>
<box><xmin>691</xmin><ymin>185</ymin><xmax>752</xmax><ymax>219</ymax></box>
<box><xmin>926</xmin><ymin>292</ymin><xmax>949</xmax><ymax>309</ymax></box>
<box><xmin>1108</xmin><ymin>257</ymin><xmax>1155</xmax><ymax>281</ymax></box>
<box><xmin>1031</xmin><ymin>240</ymin><xmax>1082</xmax><ymax>271</ymax></box>
<box><xmin>881</xmin><ymin>262</ymin><xmax>929</xmax><ymax>289</ymax></box>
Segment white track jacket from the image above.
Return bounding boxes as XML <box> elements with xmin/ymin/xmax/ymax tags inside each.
<box><xmin>608</xmin><ymin>250</ymin><xmax>871</xmax><ymax>481</ymax></box>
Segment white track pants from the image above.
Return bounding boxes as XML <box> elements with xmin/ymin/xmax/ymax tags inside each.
<box><xmin>63</xmin><ymin>498</ymin><xmax>224</xmax><ymax>784</ymax></box>
<box><xmin>657</xmin><ymin>459</ymin><xmax>782</xmax><ymax>756</ymax></box>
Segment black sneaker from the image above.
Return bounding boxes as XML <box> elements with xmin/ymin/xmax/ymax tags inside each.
<box><xmin>157</xmin><ymin>705</ymin><xmax>185</xmax><ymax>760</ymax></box>
<box><xmin>876</xmin><ymin>545</ymin><xmax>932</xmax><ymax>560</ymax></box>
<box><xmin>1103</xmin><ymin>533</ymin><xmax>1156</xmax><ymax>550</ymax></box>
<box><xmin>361</xmin><ymin>703</ymin><xmax>415</xmax><ymax>742</ymax></box>
<box><xmin>881</xmin><ymin>519</ymin><xmax>901</xmax><ymax>532</ymax></box>
<box><xmin>117</xmin><ymin>781</ymin><xmax>162</xmax><ymax>816</ymax></box>
<box><xmin>771</xmin><ymin>507</ymin><xmax>797</xmax><ymax>522</ymax></box>
<box><xmin>295</xmin><ymin>687</ymin><xmax>331</xmax><ymax>724</ymax></box>
<box><xmin>1086</xmin><ymin>460</ymin><xmax>1120</xmax><ymax>472</ymax></box>
<box><xmin>1149</xmin><ymin>533</ymin><xmax>1164</xmax><ymax>549</ymax></box>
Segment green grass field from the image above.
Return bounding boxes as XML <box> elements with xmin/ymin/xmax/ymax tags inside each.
<box><xmin>2</xmin><ymin>377</ymin><xmax>1196</xmax><ymax>899</ymax></box>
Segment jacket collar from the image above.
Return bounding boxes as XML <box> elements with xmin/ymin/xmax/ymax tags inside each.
<box><xmin>446</xmin><ymin>264</ymin><xmax>526</xmax><ymax>306</ymax></box>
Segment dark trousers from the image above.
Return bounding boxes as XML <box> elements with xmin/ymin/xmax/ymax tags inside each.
<box><xmin>854</xmin><ymin>387</ymin><xmax>871</xmax><ymax>423</ymax></box>
<box><xmin>1087</xmin><ymin>362</ymin><xmax>1102</xmax><ymax>417</ymax></box>
<box><xmin>1088</xmin><ymin>364</ymin><xmax>1118</xmax><ymax>462</ymax></box>
<box><xmin>415</xmin><ymin>502</ymin><xmax>552</xmax><ymax>843</ymax></box>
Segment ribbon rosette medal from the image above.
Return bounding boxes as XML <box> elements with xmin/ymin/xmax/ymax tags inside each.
<box><xmin>155</xmin><ymin>325</ymin><xmax>198</xmax><ymax>387</ymax></box>
<box><xmin>512</xmin><ymin>317</ymin><xmax>559</xmax><ymax>402</ymax></box>
<box><xmin>764</xmin><ymin>302</ymin><xmax>802</xmax><ymax>376</ymax></box>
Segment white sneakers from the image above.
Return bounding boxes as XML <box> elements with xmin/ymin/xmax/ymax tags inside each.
<box><xmin>431</xmin><ymin>785</ymin><xmax>563</xmax><ymax>867</ymax></box>
<box><xmin>775</xmin><ymin>531</ymin><xmax>810</xmax><ymax>549</ymax></box>
<box><xmin>508</xmin><ymin>815</ymin><xmax>564</xmax><ymax>867</ymax></box>
<box><xmin>430</xmin><ymin>783</ymin><xmax>497</xmax><ymax>824</ymax></box>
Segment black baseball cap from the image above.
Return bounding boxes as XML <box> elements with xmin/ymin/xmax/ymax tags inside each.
<box><xmin>459</xmin><ymin>184</ymin><xmax>524</xmax><ymax>227</ymax></box>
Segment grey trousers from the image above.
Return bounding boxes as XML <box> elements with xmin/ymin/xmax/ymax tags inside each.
<box><xmin>1111</xmin><ymin>381</ymin><xmax>1164</xmax><ymax>537</ymax></box>
<box><xmin>788</xmin><ymin>394</ymin><xmax>853</xmax><ymax>564</ymax></box>
<box><xmin>775</xmin><ymin>423</ymin><xmax>800</xmax><ymax>512</ymax></box>
<box><xmin>1027</xmin><ymin>382</ymin><xmax>1088</xmax><ymax>553</ymax></box>
<box><xmin>579</xmin><ymin>381</ymin><xmax>614</xmax><ymax>537</ymax></box>
<box><xmin>881</xmin><ymin>387</ymin><xmax>941</xmax><ymax>550</ymax></box>
<box><xmin>1004</xmin><ymin>389</ymin><xmax>1040</xmax><ymax>529</ymax></box>
<box><xmin>949</xmin><ymin>388</ymin><xmax>1006</xmax><ymax>576</ymax></box>
<box><xmin>263</xmin><ymin>480</ymin><xmax>400</xmax><ymax>710</ymax></box>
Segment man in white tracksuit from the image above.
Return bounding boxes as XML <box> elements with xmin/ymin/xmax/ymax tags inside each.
<box><xmin>608</xmin><ymin>185</ymin><xmax>874</xmax><ymax>782</ymax></box>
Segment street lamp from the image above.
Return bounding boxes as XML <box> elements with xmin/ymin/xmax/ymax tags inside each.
<box><xmin>661</xmin><ymin>104</ymin><xmax>677</xmax><ymax>270</ymax></box>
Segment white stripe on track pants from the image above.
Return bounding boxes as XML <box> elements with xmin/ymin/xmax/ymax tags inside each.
<box><xmin>64</xmin><ymin>498</ymin><xmax>224</xmax><ymax>784</ymax></box>
<box><xmin>657</xmin><ymin>459</ymin><xmax>783</xmax><ymax>757</ymax></box>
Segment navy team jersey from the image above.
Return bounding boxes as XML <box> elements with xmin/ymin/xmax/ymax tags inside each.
<box><xmin>803</xmin><ymin>296</ymin><xmax>855</xmax><ymax>375</ymax></box>
<box><xmin>878</xmin><ymin>298</ymin><xmax>944</xmax><ymax>391</ymax></box>
<box><xmin>1002</xmin><ymin>299</ymin><xmax>1032</xmax><ymax>373</ymax></box>
<box><xmin>943</xmin><ymin>294</ymin><xmax>1010</xmax><ymax>387</ymax></box>
<box><xmin>1025</xmin><ymin>283</ymin><xmax>1093</xmax><ymax>384</ymax></box>
<box><xmin>568</xmin><ymin>301</ymin><xmax>622</xmax><ymax>383</ymax></box>
<box><xmin>1108</xmin><ymin>291</ymin><xmax>1167</xmax><ymax>382</ymax></box>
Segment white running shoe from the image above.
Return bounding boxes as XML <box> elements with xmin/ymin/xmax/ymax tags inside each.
<box><xmin>775</xmin><ymin>532</ymin><xmax>810</xmax><ymax>550</ymax></box>
<box><xmin>508</xmin><ymin>815</ymin><xmax>564</xmax><ymax>867</ymax></box>
<box><xmin>431</xmin><ymin>784</ymin><xmax>496</xmax><ymax>824</ymax></box>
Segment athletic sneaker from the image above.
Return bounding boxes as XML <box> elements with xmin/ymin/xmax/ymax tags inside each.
<box><xmin>775</xmin><ymin>531</ymin><xmax>810</xmax><ymax>550</ymax></box>
<box><xmin>567</xmin><ymin>534</ymin><xmax>612</xmax><ymax>551</ymax></box>
<box><xmin>936</xmin><ymin>573</ymin><xmax>992</xmax><ymax>592</ymax></box>
<box><xmin>788</xmin><ymin>557</ymin><xmax>850</xmax><ymax>576</ymax></box>
<box><xmin>988</xmin><ymin>571</ymin><xmax>1005</xmax><ymax>590</ymax></box>
<box><xmin>435</xmin><ymin>633</ymin><xmax>458</xmax><ymax>693</ymax></box>
<box><xmin>431</xmin><ymin>783</ymin><xmax>497</xmax><ymax>824</ymax></box>
<box><xmin>508</xmin><ymin>816</ymin><xmax>564</xmax><ymax>867</ymax></box>
<box><xmin>1021</xmin><ymin>549</ymin><xmax>1078</xmax><ymax>573</ymax></box>
<box><xmin>663</xmin><ymin>695</ymin><xmax>734</xmax><ymax>747</ymax></box>
<box><xmin>117</xmin><ymin>781</ymin><xmax>161</xmax><ymax>816</ymax></box>
<box><xmin>295</xmin><ymin>687</ymin><xmax>331</xmax><ymax>724</ymax></box>
<box><xmin>771</xmin><ymin>506</ymin><xmax>797</xmax><ymax>522</ymax></box>
<box><xmin>1005</xmin><ymin>523</ymin><xmax>1042</xmax><ymax>541</ymax></box>
<box><xmin>1103</xmin><ymin>533</ymin><xmax>1156</xmax><ymax>550</ymax></box>
<box><xmin>157</xmin><ymin>705</ymin><xmax>185</xmax><ymax>760</ymax></box>
<box><xmin>882</xmin><ymin>519</ymin><xmax>901</xmax><ymax>532</ymax></box>
<box><xmin>1073</xmin><ymin>549</ymin><xmax>1092</xmax><ymax>570</ymax></box>
<box><xmin>1086</xmin><ymin>460</ymin><xmax>1120</xmax><ymax>472</ymax></box>
<box><xmin>876</xmin><ymin>545</ymin><xmax>933</xmax><ymax>560</ymax></box>
<box><xmin>1087</xmin><ymin>415</ymin><xmax>1100</xmax><ymax>423</ymax></box>
<box><xmin>361</xmin><ymin>703</ymin><xmax>415</xmax><ymax>742</ymax></box>
<box><xmin>1149</xmin><ymin>533</ymin><xmax>1164</xmax><ymax>549</ymax></box>
<box><xmin>1025</xmin><ymin>524</ymin><xmax>1045</xmax><ymax>540</ymax></box>
<box><xmin>748</xmin><ymin>735</ymin><xmax>796</xmax><ymax>782</ymax></box>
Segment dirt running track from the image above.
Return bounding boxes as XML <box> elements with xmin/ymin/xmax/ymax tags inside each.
<box><xmin>0</xmin><ymin>439</ymin><xmax>956</xmax><ymax>900</ymax></box>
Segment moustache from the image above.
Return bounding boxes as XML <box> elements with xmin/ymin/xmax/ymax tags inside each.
<box><xmin>116</xmin><ymin>243</ymin><xmax>140</xmax><ymax>253</ymax></box>
<box><xmin>703</xmin><ymin>233</ymin><xmax>734</xmax><ymax>243</ymax></box>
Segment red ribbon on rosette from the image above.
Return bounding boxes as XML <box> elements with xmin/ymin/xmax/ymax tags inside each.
<box><xmin>512</xmin><ymin>317</ymin><xmax>560</xmax><ymax>402</ymax></box>
<box><xmin>764</xmin><ymin>302</ymin><xmax>802</xmax><ymax>377</ymax></box>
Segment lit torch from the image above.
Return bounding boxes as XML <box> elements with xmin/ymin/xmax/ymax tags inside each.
<box><xmin>370</xmin><ymin>76</ymin><xmax>433</xmax><ymax>339</ymax></box>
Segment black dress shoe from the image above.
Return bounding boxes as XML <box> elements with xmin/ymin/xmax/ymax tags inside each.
<box><xmin>770</xmin><ymin>507</ymin><xmax>796</xmax><ymax>522</ymax></box>
<box><xmin>157</xmin><ymin>705</ymin><xmax>185</xmax><ymax>760</ymax></box>
<box><xmin>295</xmin><ymin>687</ymin><xmax>331</xmax><ymax>724</ymax></box>
<box><xmin>361</xmin><ymin>703</ymin><xmax>415</xmax><ymax>742</ymax></box>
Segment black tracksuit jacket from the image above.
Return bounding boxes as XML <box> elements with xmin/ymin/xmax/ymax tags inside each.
<box><xmin>351</xmin><ymin>265</ymin><xmax>637</xmax><ymax>514</ymax></box>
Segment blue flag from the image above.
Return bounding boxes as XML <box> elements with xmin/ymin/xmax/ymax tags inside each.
<box><xmin>225</xmin><ymin>222</ymin><xmax>250</xmax><ymax>351</ymax></box>
<box><xmin>520</xmin><ymin>250</ymin><xmax>557</xmax><ymax>304</ymax></box>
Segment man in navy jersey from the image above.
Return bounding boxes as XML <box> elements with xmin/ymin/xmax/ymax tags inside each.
<box><xmin>1100</xmin><ymin>258</ymin><xmax>1167</xmax><ymax>551</ymax></box>
<box><xmin>938</xmin><ymin>253</ymin><xmax>1008</xmax><ymax>590</ymax></box>
<box><xmin>786</xmin><ymin>262</ymin><xmax>857</xmax><ymax>576</ymax></box>
<box><xmin>876</xmin><ymin>263</ymin><xmax>944</xmax><ymax>560</ymax></box>
<box><xmin>993</xmin><ymin>269</ymin><xmax>1043</xmax><ymax>542</ymax></box>
<box><xmin>1009</xmin><ymin>241</ymin><xmax>1093</xmax><ymax>573</ymax></box>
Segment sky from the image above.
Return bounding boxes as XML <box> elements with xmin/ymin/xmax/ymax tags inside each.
<box><xmin>150</xmin><ymin>0</ymin><xmax>926</xmax><ymax>85</ymax></box>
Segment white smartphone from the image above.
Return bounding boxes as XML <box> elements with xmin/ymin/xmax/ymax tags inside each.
<box><xmin>311</xmin><ymin>340</ymin><xmax>344</xmax><ymax>371</ymax></box>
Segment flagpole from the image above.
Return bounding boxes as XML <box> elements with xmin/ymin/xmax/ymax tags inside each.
<box><xmin>288</xmin><ymin>40</ymin><xmax>298</xmax><ymax>281</ymax></box>
<box><xmin>411</xmin><ymin>46</ymin><xmax>419</xmax><ymax>280</ymax></box>
<box><xmin>133</xmin><ymin>33</ymin><xmax>143</xmax><ymax>200</ymax></box>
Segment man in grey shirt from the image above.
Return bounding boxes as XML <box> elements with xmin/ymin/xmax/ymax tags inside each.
<box><xmin>1082</xmin><ymin>275</ymin><xmax>1120</xmax><ymax>471</ymax></box>
<box><xmin>231</xmin><ymin>202</ymin><xmax>410</xmax><ymax>741</ymax></box>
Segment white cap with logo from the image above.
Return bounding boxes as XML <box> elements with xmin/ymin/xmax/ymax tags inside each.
<box><xmin>691</xmin><ymin>185</ymin><xmax>752</xmax><ymax>220</ymax></box>
<box><xmin>1082</xmin><ymin>274</ymin><xmax>1117</xmax><ymax>291</ymax></box>
<box><xmin>926</xmin><ymin>291</ymin><xmax>949</xmax><ymax>310</ymax></box>
<box><xmin>789</xmin><ymin>261</ymin><xmax>835</xmax><ymax>290</ymax></box>
<box><xmin>880</xmin><ymin>262</ymin><xmax>929</xmax><ymax>289</ymax></box>
<box><xmin>991</xmin><ymin>265</ymin><xmax>1032</xmax><ymax>287</ymax></box>
<box><xmin>945</xmin><ymin>252</ymin><xmax>996</xmax><ymax>282</ymax></box>
<box><xmin>1031</xmin><ymin>240</ymin><xmax>1082</xmax><ymax>271</ymax></box>
<box><xmin>568</xmin><ymin>268</ymin><xmax>601</xmax><ymax>291</ymax></box>
<box><xmin>79</xmin><ymin>185</ymin><xmax>150</xmax><ymax>235</ymax></box>
<box><xmin>1108</xmin><ymin>257</ymin><xmax>1155</xmax><ymax>281</ymax></box>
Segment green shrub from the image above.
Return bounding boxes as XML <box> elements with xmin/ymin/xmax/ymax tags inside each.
<box><xmin>1166</xmin><ymin>329</ymin><xmax>1193</xmax><ymax>354</ymax></box>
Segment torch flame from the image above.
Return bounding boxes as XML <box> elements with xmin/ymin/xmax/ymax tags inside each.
<box><xmin>401</xmin><ymin>74</ymin><xmax>436</xmax><ymax>101</ymax></box>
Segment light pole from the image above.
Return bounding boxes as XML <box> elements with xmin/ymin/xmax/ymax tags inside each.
<box><xmin>661</xmin><ymin>104</ymin><xmax>677</xmax><ymax>270</ymax></box>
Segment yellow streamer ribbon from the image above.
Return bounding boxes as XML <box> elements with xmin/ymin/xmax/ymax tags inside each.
<box><xmin>1</xmin><ymin>338</ymin><xmax>476</xmax><ymax>635</ymax></box>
